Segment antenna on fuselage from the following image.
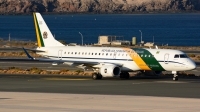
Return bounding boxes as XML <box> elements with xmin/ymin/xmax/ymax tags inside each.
<box><xmin>155</xmin><ymin>45</ymin><xmax>158</xmax><ymax>49</ymax></box>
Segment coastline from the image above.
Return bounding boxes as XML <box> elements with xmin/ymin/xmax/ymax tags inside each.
<box><xmin>1</xmin><ymin>11</ymin><xmax>200</xmax><ymax>16</ymax></box>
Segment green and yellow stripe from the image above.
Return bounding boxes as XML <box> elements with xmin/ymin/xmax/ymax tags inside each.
<box><xmin>33</xmin><ymin>12</ymin><xmax>44</xmax><ymax>47</ymax></box>
<box><xmin>123</xmin><ymin>48</ymin><xmax>151</xmax><ymax>70</ymax></box>
<box><xmin>123</xmin><ymin>48</ymin><xmax>165</xmax><ymax>71</ymax></box>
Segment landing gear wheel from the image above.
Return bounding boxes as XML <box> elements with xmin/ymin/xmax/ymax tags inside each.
<box><xmin>172</xmin><ymin>71</ymin><xmax>178</xmax><ymax>81</ymax></box>
<box><xmin>97</xmin><ymin>74</ymin><xmax>102</xmax><ymax>79</ymax></box>
<box><xmin>92</xmin><ymin>73</ymin><xmax>102</xmax><ymax>80</ymax></box>
<box><xmin>120</xmin><ymin>74</ymin><xmax>125</xmax><ymax>79</ymax></box>
<box><xmin>120</xmin><ymin>72</ymin><xmax>130</xmax><ymax>79</ymax></box>
<box><xmin>173</xmin><ymin>77</ymin><xmax>178</xmax><ymax>81</ymax></box>
<box><xmin>124</xmin><ymin>73</ymin><xmax>130</xmax><ymax>79</ymax></box>
<box><xmin>92</xmin><ymin>73</ymin><xmax>98</xmax><ymax>80</ymax></box>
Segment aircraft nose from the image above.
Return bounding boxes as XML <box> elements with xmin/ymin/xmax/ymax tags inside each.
<box><xmin>193</xmin><ymin>63</ymin><xmax>197</xmax><ymax>70</ymax></box>
<box><xmin>190</xmin><ymin>61</ymin><xmax>197</xmax><ymax>70</ymax></box>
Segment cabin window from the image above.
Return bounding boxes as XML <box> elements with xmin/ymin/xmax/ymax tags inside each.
<box><xmin>102</xmin><ymin>53</ymin><xmax>104</xmax><ymax>55</ymax></box>
<box><xmin>88</xmin><ymin>53</ymin><xmax>90</xmax><ymax>55</ymax></box>
<box><xmin>118</xmin><ymin>54</ymin><xmax>120</xmax><ymax>56</ymax></box>
<box><xmin>106</xmin><ymin>53</ymin><xmax>108</xmax><ymax>56</ymax></box>
<box><xmin>145</xmin><ymin>55</ymin><xmax>147</xmax><ymax>57</ymax></box>
<box><xmin>99</xmin><ymin>53</ymin><xmax>101</xmax><ymax>55</ymax></box>
<box><xmin>68</xmin><ymin>52</ymin><xmax>70</xmax><ymax>54</ymax></box>
<box><xmin>85</xmin><ymin>52</ymin><xmax>87</xmax><ymax>55</ymax></box>
<box><xmin>110</xmin><ymin>53</ymin><xmax>112</xmax><ymax>56</ymax></box>
<box><xmin>95</xmin><ymin>53</ymin><xmax>97</xmax><ymax>55</ymax></box>
<box><xmin>141</xmin><ymin>55</ymin><xmax>143</xmax><ymax>57</ymax></box>
<box><xmin>71</xmin><ymin>52</ymin><xmax>73</xmax><ymax>54</ymax></box>
<box><xmin>75</xmin><ymin>52</ymin><xmax>77</xmax><ymax>54</ymax></box>
<box><xmin>174</xmin><ymin>54</ymin><xmax>179</xmax><ymax>58</ymax></box>
<box><xmin>149</xmin><ymin>55</ymin><xmax>151</xmax><ymax>57</ymax></box>
<box><xmin>92</xmin><ymin>53</ymin><xmax>93</xmax><ymax>55</ymax></box>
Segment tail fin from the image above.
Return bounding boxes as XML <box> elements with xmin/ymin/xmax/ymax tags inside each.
<box><xmin>33</xmin><ymin>12</ymin><xmax>64</xmax><ymax>47</ymax></box>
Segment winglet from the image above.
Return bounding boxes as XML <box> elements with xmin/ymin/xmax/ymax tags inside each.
<box><xmin>23</xmin><ymin>47</ymin><xmax>35</xmax><ymax>60</ymax></box>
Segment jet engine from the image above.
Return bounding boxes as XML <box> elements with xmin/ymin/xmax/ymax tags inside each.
<box><xmin>100</xmin><ymin>65</ymin><xmax>121</xmax><ymax>77</ymax></box>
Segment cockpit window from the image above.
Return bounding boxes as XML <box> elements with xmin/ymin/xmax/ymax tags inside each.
<box><xmin>180</xmin><ymin>54</ymin><xmax>188</xmax><ymax>58</ymax></box>
<box><xmin>174</xmin><ymin>55</ymin><xmax>179</xmax><ymax>58</ymax></box>
<box><xmin>174</xmin><ymin>54</ymin><xmax>188</xmax><ymax>58</ymax></box>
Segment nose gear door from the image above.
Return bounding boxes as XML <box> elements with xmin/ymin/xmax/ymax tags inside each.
<box><xmin>164</xmin><ymin>53</ymin><xmax>169</xmax><ymax>64</ymax></box>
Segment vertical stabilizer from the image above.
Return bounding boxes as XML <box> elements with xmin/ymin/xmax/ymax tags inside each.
<box><xmin>33</xmin><ymin>12</ymin><xmax>64</xmax><ymax>47</ymax></box>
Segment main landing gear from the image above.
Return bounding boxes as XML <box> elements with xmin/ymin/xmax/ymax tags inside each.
<box><xmin>92</xmin><ymin>73</ymin><xmax>102</xmax><ymax>80</ymax></box>
<box><xmin>120</xmin><ymin>72</ymin><xmax>130</xmax><ymax>79</ymax></box>
<box><xmin>172</xmin><ymin>71</ymin><xmax>178</xmax><ymax>81</ymax></box>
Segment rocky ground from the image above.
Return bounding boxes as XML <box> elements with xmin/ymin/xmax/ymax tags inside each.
<box><xmin>0</xmin><ymin>0</ymin><xmax>200</xmax><ymax>14</ymax></box>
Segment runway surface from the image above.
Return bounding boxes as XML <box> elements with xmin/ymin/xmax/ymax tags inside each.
<box><xmin>0</xmin><ymin>75</ymin><xmax>200</xmax><ymax>98</ymax></box>
<box><xmin>0</xmin><ymin>75</ymin><xmax>200</xmax><ymax>112</ymax></box>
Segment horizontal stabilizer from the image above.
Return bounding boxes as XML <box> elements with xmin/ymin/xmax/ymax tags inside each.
<box><xmin>22</xmin><ymin>47</ymin><xmax>35</xmax><ymax>60</ymax></box>
<box><xmin>23</xmin><ymin>48</ymin><xmax>45</xmax><ymax>53</ymax></box>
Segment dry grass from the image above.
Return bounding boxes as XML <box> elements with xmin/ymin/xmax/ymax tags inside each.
<box><xmin>0</xmin><ymin>67</ymin><xmax>196</xmax><ymax>78</ymax></box>
<box><xmin>0</xmin><ymin>52</ymin><xmax>41</xmax><ymax>57</ymax></box>
<box><xmin>5</xmin><ymin>41</ymin><xmax>36</xmax><ymax>48</ymax></box>
<box><xmin>0</xmin><ymin>67</ymin><xmax>92</xmax><ymax>76</ymax></box>
<box><xmin>188</xmin><ymin>54</ymin><xmax>200</xmax><ymax>61</ymax></box>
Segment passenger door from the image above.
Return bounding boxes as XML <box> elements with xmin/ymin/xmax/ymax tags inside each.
<box><xmin>164</xmin><ymin>53</ymin><xmax>169</xmax><ymax>64</ymax></box>
<box><xmin>58</xmin><ymin>50</ymin><xmax>63</xmax><ymax>60</ymax></box>
<box><xmin>113</xmin><ymin>52</ymin><xmax>117</xmax><ymax>59</ymax></box>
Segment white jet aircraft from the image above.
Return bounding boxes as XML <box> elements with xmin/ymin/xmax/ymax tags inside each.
<box><xmin>27</xmin><ymin>12</ymin><xmax>196</xmax><ymax>81</ymax></box>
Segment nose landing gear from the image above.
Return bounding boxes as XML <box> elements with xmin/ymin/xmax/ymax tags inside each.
<box><xmin>172</xmin><ymin>71</ymin><xmax>178</xmax><ymax>81</ymax></box>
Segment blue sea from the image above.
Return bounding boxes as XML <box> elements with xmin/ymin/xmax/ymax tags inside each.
<box><xmin>0</xmin><ymin>13</ymin><xmax>200</xmax><ymax>46</ymax></box>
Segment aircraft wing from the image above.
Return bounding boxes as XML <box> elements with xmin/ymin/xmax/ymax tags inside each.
<box><xmin>37</xmin><ymin>58</ymin><xmax>122</xmax><ymax>69</ymax></box>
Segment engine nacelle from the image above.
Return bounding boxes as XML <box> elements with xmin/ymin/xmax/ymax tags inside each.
<box><xmin>100</xmin><ymin>65</ymin><xmax>121</xmax><ymax>77</ymax></box>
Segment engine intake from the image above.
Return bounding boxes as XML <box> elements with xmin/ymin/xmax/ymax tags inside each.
<box><xmin>100</xmin><ymin>65</ymin><xmax>121</xmax><ymax>77</ymax></box>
